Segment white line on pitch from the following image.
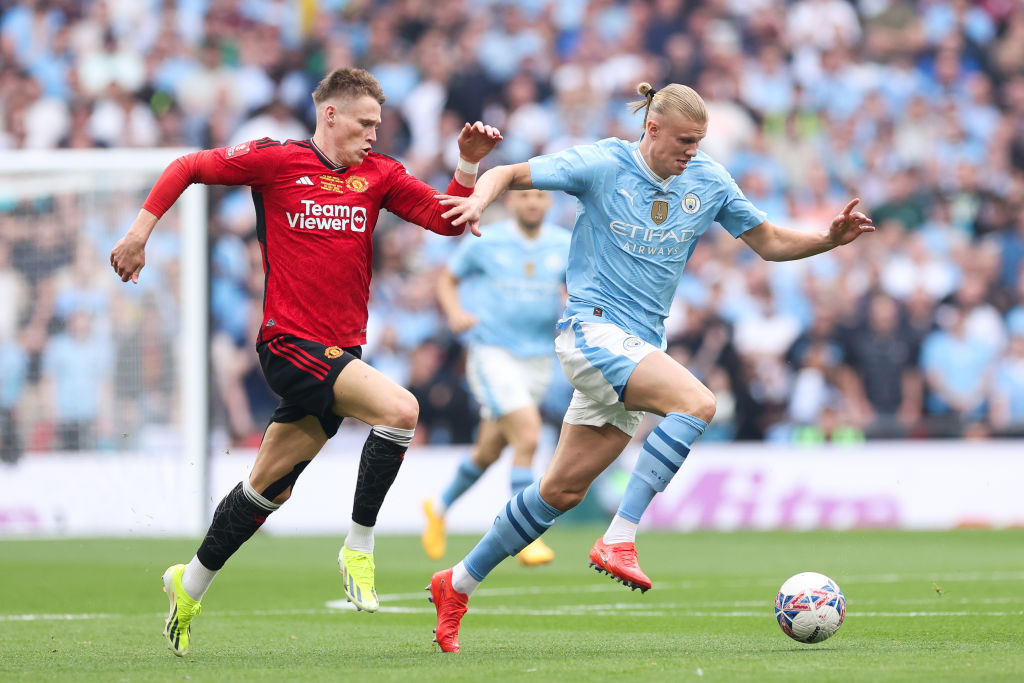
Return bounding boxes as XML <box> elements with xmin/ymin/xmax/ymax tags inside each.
<box><xmin>371</xmin><ymin>570</ymin><xmax>1024</xmax><ymax>604</ymax></box>
<box><xmin>5</xmin><ymin>605</ymin><xmax>1023</xmax><ymax>622</ymax></box>
<box><xmin>326</xmin><ymin>603</ymin><xmax>1024</xmax><ymax>618</ymax></box>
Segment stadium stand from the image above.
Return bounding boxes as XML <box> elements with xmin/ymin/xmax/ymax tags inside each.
<box><xmin>2</xmin><ymin>0</ymin><xmax>1024</xmax><ymax>458</ymax></box>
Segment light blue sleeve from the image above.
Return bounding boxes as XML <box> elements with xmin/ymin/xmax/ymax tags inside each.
<box><xmin>446</xmin><ymin>235</ymin><xmax>481</xmax><ymax>279</ymax></box>
<box><xmin>714</xmin><ymin>173</ymin><xmax>768</xmax><ymax>238</ymax></box>
<box><xmin>528</xmin><ymin>143</ymin><xmax>610</xmax><ymax>196</ymax></box>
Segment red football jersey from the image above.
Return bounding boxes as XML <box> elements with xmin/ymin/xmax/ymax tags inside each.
<box><xmin>143</xmin><ymin>138</ymin><xmax>472</xmax><ymax>347</ymax></box>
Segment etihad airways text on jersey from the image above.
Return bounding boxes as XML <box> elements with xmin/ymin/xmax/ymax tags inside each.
<box><xmin>609</xmin><ymin>221</ymin><xmax>696</xmax><ymax>244</ymax></box>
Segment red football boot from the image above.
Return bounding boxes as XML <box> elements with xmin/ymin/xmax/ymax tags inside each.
<box><xmin>427</xmin><ymin>568</ymin><xmax>469</xmax><ymax>653</ymax></box>
<box><xmin>588</xmin><ymin>537</ymin><xmax>652</xmax><ymax>592</ymax></box>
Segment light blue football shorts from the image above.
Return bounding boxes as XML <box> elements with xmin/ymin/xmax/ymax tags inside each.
<box><xmin>466</xmin><ymin>344</ymin><xmax>553</xmax><ymax>420</ymax></box>
<box><xmin>554</xmin><ymin>317</ymin><xmax>659</xmax><ymax>436</ymax></box>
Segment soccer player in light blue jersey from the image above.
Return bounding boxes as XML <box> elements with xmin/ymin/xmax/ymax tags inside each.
<box><xmin>426</xmin><ymin>81</ymin><xmax>874</xmax><ymax>653</ymax></box>
<box><xmin>421</xmin><ymin>189</ymin><xmax>571</xmax><ymax>567</ymax></box>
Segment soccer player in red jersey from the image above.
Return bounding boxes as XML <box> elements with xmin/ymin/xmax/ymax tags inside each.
<box><xmin>110</xmin><ymin>67</ymin><xmax>502</xmax><ymax>656</ymax></box>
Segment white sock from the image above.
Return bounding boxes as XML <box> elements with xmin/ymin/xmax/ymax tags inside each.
<box><xmin>602</xmin><ymin>515</ymin><xmax>639</xmax><ymax>545</ymax></box>
<box><xmin>181</xmin><ymin>555</ymin><xmax>217</xmax><ymax>600</ymax></box>
<box><xmin>344</xmin><ymin>522</ymin><xmax>374</xmax><ymax>553</ymax></box>
<box><xmin>451</xmin><ymin>561</ymin><xmax>480</xmax><ymax>596</ymax></box>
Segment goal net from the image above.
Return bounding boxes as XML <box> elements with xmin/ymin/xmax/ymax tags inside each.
<box><xmin>0</xmin><ymin>149</ymin><xmax>208</xmax><ymax>534</ymax></box>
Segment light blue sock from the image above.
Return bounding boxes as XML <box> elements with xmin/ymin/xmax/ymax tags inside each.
<box><xmin>441</xmin><ymin>457</ymin><xmax>484</xmax><ymax>509</ymax></box>
<box><xmin>463</xmin><ymin>481</ymin><xmax>562</xmax><ymax>581</ymax></box>
<box><xmin>617</xmin><ymin>412</ymin><xmax>707</xmax><ymax>523</ymax></box>
<box><xmin>510</xmin><ymin>466</ymin><xmax>534</xmax><ymax>496</ymax></box>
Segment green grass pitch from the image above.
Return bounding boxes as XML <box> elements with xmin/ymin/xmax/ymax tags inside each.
<box><xmin>2</xmin><ymin>528</ymin><xmax>1022</xmax><ymax>681</ymax></box>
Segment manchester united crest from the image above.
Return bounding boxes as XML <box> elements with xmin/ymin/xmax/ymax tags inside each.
<box><xmin>324</xmin><ymin>346</ymin><xmax>343</xmax><ymax>359</ymax></box>
<box><xmin>651</xmin><ymin>200</ymin><xmax>669</xmax><ymax>225</ymax></box>
<box><xmin>345</xmin><ymin>176</ymin><xmax>369</xmax><ymax>192</ymax></box>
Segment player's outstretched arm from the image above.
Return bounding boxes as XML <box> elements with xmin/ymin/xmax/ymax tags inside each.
<box><xmin>110</xmin><ymin>209</ymin><xmax>159</xmax><ymax>283</ymax></box>
<box><xmin>110</xmin><ymin>147</ymin><xmax>254</xmax><ymax>282</ymax></box>
<box><xmin>740</xmin><ymin>198</ymin><xmax>874</xmax><ymax>262</ymax></box>
<box><xmin>437</xmin><ymin>162</ymin><xmax>533</xmax><ymax>236</ymax></box>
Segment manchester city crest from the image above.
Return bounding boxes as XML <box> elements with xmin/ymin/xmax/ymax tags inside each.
<box><xmin>683</xmin><ymin>193</ymin><xmax>701</xmax><ymax>214</ymax></box>
<box><xmin>623</xmin><ymin>336</ymin><xmax>644</xmax><ymax>351</ymax></box>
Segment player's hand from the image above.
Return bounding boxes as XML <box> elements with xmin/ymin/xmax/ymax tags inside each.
<box><xmin>111</xmin><ymin>210</ymin><xmax>158</xmax><ymax>283</ymax></box>
<box><xmin>110</xmin><ymin>232</ymin><xmax>147</xmax><ymax>283</ymax></box>
<box><xmin>457</xmin><ymin>121</ymin><xmax>503</xmax><ymax>163</ymax></box>
<box><xmin>828</xmin><ymin>198</ymin><xmax>874</xmax><ymax>247</ymax></box>
<box><xmin>436</xmin><ymin>193</ymin><xmax>487</xmax><ymax>236</ymax></box>
<box><xmin>447</xmin><ymin>309</ymin><xmax>479</xmax><ymax>334</ymax></box>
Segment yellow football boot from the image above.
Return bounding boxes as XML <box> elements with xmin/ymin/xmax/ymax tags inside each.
<box><xmin>162</xmin><ymin>564</ymin><xmax>202</xmax><ymax>656</ymax></box>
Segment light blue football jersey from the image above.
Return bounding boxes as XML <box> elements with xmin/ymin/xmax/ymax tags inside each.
<box><xmin>529</xmin><ymin>138</ymin><xmax>767</xmax><ymax>347</ymax></box>
<box><xmin>448</xmin><ymin>219</ymin><xmax>571</xmax><ymax>358</ymax></box>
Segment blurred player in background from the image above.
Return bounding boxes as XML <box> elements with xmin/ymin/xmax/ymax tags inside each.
<box><xmin>427</xmin><ymin>81</ymin><xmax>874</xmax><ymax>652</ymax></box>
<box><xmin>421</xmin><ymin>189</ymin><xmax>570</xmax><ymax>566</ymax></box>
<box><xmin>110</xmin><ymin>67</ymin><xmax>501</xmax><ymax>656</ymax></box>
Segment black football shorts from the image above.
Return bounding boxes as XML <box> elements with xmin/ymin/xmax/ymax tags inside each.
<box><xmin>257</xmin><ymin>334</ymin><xmax>362</xmax><ymax>438</ymax></box>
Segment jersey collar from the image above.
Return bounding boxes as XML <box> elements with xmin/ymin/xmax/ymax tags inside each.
<box><xmin>309</xmin><ymin>139</ymin><xmax>349</xmax><ymax>172</ymax></box>
<box><xmin>630</xmin><ymin>143</ymin><xmax>677</xmax><ymax>192</ymax></box>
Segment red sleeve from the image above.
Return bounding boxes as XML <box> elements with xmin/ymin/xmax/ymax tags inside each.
<box><xmin>381</xmin><ymin>163</ymin><xmax>473</xmax><ymax>236</ymax></box>
<box><xmin>142</xmin><ymin>140</ymin><xmax>276</xmax><ymax>218</ymax></box>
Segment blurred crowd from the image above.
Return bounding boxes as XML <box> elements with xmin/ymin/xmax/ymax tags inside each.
<box><xmin>0</xmin><ymin>183</ymin><xmax>181</xmax><ymax>461</ymax></box>
<box><xmin>2</xmin><ymin>0</ymin><xmax>1024</xmax><ymax>460</ymax></box>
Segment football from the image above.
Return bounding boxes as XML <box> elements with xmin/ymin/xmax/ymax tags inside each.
<box><xmin>774</xmin><ymin>572</ymin><xmax>846</xmax><ymax>643</ymax></box>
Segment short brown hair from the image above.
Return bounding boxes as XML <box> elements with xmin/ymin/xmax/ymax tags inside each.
<box><xmin>312</xmin><ymin>67</ymin><xmax>386</xmax><ymax>106</ymax></box>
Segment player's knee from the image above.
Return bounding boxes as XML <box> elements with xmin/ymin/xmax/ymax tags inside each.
<box><xmin>689</xmin><ymin>390</ymin><xmax>716</xmax><ymax>424</ymax></box>
<box><xmin>383</xmin><ymin>390</ymin><xmax>419</xmax><ymax>430</ymax></box>
<box><xmin>667</xmin><ymin>385</ymin><xmax>715</xmax><ymax>424</ymax></box>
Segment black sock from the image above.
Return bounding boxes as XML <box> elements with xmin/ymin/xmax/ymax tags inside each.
<box><xmin>351</xmin><ymin>430</ymin><xmax>407</xmax><ymax>527</ymax></box>
<box><xmin>196</xmin><ymin>482</ymin><xmax>278</xmax><ymax>570</ymax></box>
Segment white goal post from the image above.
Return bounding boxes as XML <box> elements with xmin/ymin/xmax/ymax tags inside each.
<box><xmin>0</xmin><ymin>149</ymin><xmax>209</xmax><ymax>535</ymax></box>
